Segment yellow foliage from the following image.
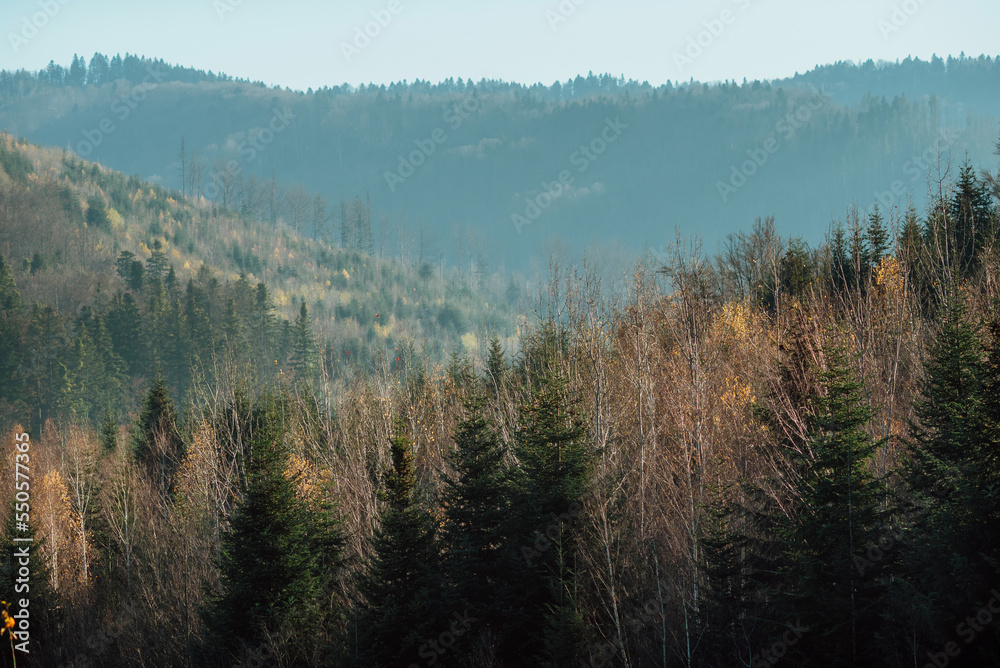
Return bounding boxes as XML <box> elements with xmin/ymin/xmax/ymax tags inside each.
<box><xmin>461</xmin><ymin>332</ymin><xmax>478</xmax><ymax>350</ymax></box>
<box><xmin>37</xmin><ymin>469</ymin><xmax>84</xmax><ymax>591</ymax></box>
<box><xmin>106</xmin><ymin>207</ymin><xmax>123</xmax><ymax>231</ymax></box>
<box><xmin>875</xmin><ymin>256</ymin><xmax>903</xmax><ymax>296</ymax></box>
<box><xmin>713</xmin><ymin>301</ymin><xmax>756</xmax><ymax>343</ymax></box>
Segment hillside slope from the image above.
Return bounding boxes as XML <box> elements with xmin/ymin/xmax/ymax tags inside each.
<box><xmin>1</xmin><ymin>54</ymin><xmax>997</xmax><ymax>270</ymax></box>
<box><xmin>0</xmin><ymin>133</ymin><xmax>520</xmax><ymax>430</ymax></box>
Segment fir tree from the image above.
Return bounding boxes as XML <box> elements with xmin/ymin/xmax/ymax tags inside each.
<box><xmin>354</xmin><ymin>424</ymin><xmax>442</xmax><ymax>667</ymax></box>
<box><xmin>290</xmin><ymin>302</ymin><xmax>316</xmax><ymax>381</ymax></box>
<box><xmin>505</xmin><ymin>370</ymin><xmax>591</xmax><ymax>666</ymax></box>
<box><xmin>132</xmin><ymin>371</ymin><xmax>183</xmax><ymax>503</ymax></box>
<box><xmin>776</xmin><ymin>336</ymin><xmax>891</xmax><ymax>665</ymax></box>
<box><xmin>440</xmin><ymin>393</ymin><xmax>509</xmax><ymax>658</ymax></box>
<box><xmin>202</xmin><ymin>395</ymin><xmax>345</xmax><ymax>665</ymax></box>
<box><xmin>866</xmin><ymin>204</ymin><xmax>891</xmax><ymax>274</ymax></box>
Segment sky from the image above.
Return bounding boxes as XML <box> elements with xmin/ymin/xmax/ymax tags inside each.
<box><xmin>0</xmin><ymin>0</ymin><xmax>997</xmax><ymax>90</ymax></box>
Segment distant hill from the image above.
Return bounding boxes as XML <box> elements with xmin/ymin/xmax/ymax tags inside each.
<box><xmin>1</xmin><ymin>54</ymin><xmax>997</xmax><ymax>271</ymax></box>
<box><xmin>0</xmin><ymin>133</ymin><xmax>521</xmax><ymax>428</ymax></box>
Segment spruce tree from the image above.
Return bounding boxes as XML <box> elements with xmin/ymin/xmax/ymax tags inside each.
<box><xmin>776</xmin><ymin>337</ymin><xmax>891</xmax><ymax>665</ymax></box>
<box><xmin>866</xmin><ymin>205</ymin><xmax>890</xmax><ymax>275</ymax></box>
<box><xmin>354</xmin><ymin>425</ymin><xmax>442</xmax><ymax>667</ymax></box>
<box><xmin>132</xmin><ymin>371</ymin><xmax>183</xmax><ymax>503</ymax></box>
<box><xmin>440</xmin><ymin>393</ymin><xmax>509</xmax><ymax>658</ymax></box>
<box><xmin>202</xmin><ymin>395</ymin><xmax>344</xmax><ymax>665</ymax></box>
<box><xmin>505</xmin><ymin>370</ymin><xmax>591</xmax><ymax>666</ymax></box>
<box><xmin>290</xmin><ymin>302</ymin><xmax>316</xmax><ymax>381</ymax></box>
<box><xmin>904</xmin><ymin>293</ymin><xmax>1000</xmax><ymax>659</ymax></box>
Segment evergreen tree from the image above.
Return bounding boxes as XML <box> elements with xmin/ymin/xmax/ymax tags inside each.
<box><xmin>354</xmin><ymin>424</ymin><xmax>442</xmax><ymax>667</ymax></box>
<box><xmin>146</xmin><ymin>240</ymin><xmax>169</xmax><ymax>282</ymax></box>
<box><xmin>202</xmin><ymin>395</ymin><xmax>345</xmax><ymax>666</ymax></box>
<box><xmin>132</xmin><ymin>371</ymin><xmax>183</xmax><ymax>503</ymax></box>
<box><xmin>949</xmin><ymin>161</ymin><xmax>996</xmax><ymax>277</ymax></box>
<box><xmin>105</xmin><ymin>291</ymin><xmax>147</xmax><ymax>374</ymax></box>
<box><xmin>440</xmin><ymin>393</ymin><xmax>510</xmax><ymax>659</ymax></box>
<box><xmin>290</xmin><ymin>302</ymin><xmax>316</xmax><ymax>381</ymax></box>
<box><xmin>903</xmin><ymin>293</ymin><xmax>1000</xmax><ymax>660</ymax></box>
<box><xmin>100</xmin><ymin>405</ymin><xmax>118</xmax><ymax>452</ymax></box>
<box><xmin>505</xmin><ymin>370</ymin><xmax>591</xmax><ymax>666</ymax></box>
<box><xmin>866</xmin><ymin>204</ymin><xmax>891</xmax><ymax>273</ymax></box>
<box><xmin>0</xmin><ymin>256</ymin><xmax>23</xmax><ymax>407</ymax></box>
<box><xmin>0</xmin><ymin>256</ymin><xmax>22</xmax><ymax>313</ymax></box>
<box><xmin>775</xmin><ymin>337</ymin><xmax>891</xmax><ymax>665</ymax></box>
<box><xmin>85</xmin><ymin>195</ymin><xmax>109</xmax><ymax>229</ymax></box>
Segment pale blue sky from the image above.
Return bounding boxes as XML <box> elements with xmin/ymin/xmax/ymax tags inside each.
<box><xmin>1</xmin><ymin>0</ymin><xmax>997</xmax><ymax>89</ymax></box>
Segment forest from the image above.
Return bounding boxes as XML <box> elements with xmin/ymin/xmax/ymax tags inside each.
<box><xmin>0</xmin><ymin>91</ymin><xmax>999</xmax><ymax>666</ymax></box>
<box><xmin>2</xmin><ymin>54</ymin><xmax>998</xmax><ymax>270</ymax></box>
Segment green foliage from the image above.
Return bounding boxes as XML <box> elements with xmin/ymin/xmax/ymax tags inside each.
<box><xmin>85</xmin><ymin>195</ymin><xmax>109</xmax><ymax>229</ymax></box>
<box><xmin>354</xmin><ymin>424</ymin><xmax>442</xmax><ymax>667</ymax></box>
<box><xmin>440</xmin><ymin>393</ymin><xmax>510</xmax><ymax>657</ymax></box>
<box><xmin>131</xmin><ymin>371</ymin><xmax>183</xmax><ymax>500</ymax></box>
<box><xmin>201</xmin><ymin>394</ymin><xmax>345</xmax><ymax>666</ymax></box>
<box><xmin>0</xmin><ymin>141</ymin><xmax>33</xmax><ymax>181</ymax></box>
<box><xmin>505</xmin><ymin>369</ymin><xmax>591</xmax><ymax>665</ymax></box>
<box><xmin>775</xmin><ymin>337</ymin><xmax>891</xmax><ymax>665</ymax></box>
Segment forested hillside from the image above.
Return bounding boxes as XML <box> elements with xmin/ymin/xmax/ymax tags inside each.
<box><xmin>1</xmin><ymin>54</ymin><xmax>997</xmax><ymax>270</ymax></box>
<box><xmin>0</xmin><ymin>111</ymin><xmax>997</xmax><ymax>666</ymax></box>
<box><xmin>0</xmin><ymin>133</ymin><xmax>522</xmax><ymax>436</ymax></box>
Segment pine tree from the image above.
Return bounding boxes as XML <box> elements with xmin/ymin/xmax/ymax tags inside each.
<box><xmin>354</xmin><ymin>424</ymin><xmax>442</xmax><ymax>667</ymax></box>
<box><xmin>202</xmin><ymin>395</ymin><xmax>345</xmax><ymax>665</ymax></box>
<box><xmin>866</xmin><ymin>204</ymin><xmax>890</xmax><ymax>275</ymax></box>
<box><xmin>132</xmin><ymin>371</ymin><xmax>183</xmax><ymax>504</ymax></box>
<box><xmin>290</xmin><ymin>302</ymin><xmax>316</xmax><ymax>381</ymax></box>
<box><xmin>440</xmin><ymin>393</ymin><xmax>509</xmax><ymax>658</ymax></box>
<box><xmin>776</xmin><ymin>337</ymin><xmax>891</xmax><ymax>665</ymax></box>
<box><xmin>505</xmin><ymin>370</ymin><xmax>591</xmax><ymax>666</ymax></box>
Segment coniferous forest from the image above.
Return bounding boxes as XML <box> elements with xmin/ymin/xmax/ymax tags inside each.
<box><xmin>1</xmin><ymin>117</ymin><xmax>1000</xmax><ymax>666</ymax></box>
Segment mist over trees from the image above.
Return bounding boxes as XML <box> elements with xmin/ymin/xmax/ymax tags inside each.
<box><xmin>2</xmin><ymin>53</ymin><xmax>998</xmax><ymax>272</ymax></box>
<box><xmin>0</xmin><ymin>77</ymin><xmax>999</xmax><ymax>667</ymax></box>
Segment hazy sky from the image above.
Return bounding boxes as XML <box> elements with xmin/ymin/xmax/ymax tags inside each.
<box><xmin>1</xmin><ymin>0</ymin><xmax>997</xmax><ymax>89</ymax></box>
